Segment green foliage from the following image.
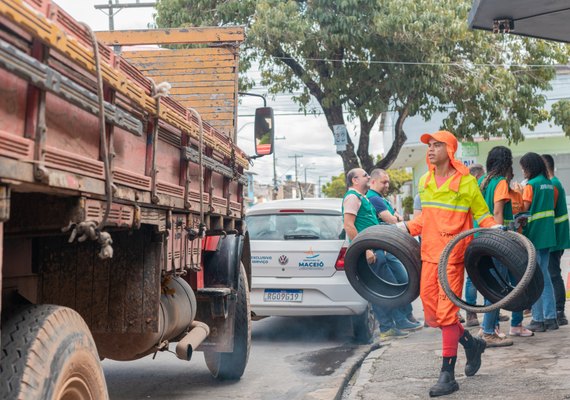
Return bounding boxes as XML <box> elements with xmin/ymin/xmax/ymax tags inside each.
<box><xmin>551</xmin><ymin>100</ymin><xmax>570</xmax><ymax>136</ymax></box>
<box><xmin>385</xmin><ymin>169</ymin><xmax>412</xmax><ymax>196</ymax></box>
<box><xmin>155</xmin><ymin>0</ymin><xmax>570</xmax><ymax>171</ymax></box>
<box><xmin>402</xmin><ymin>196</ymin><xmax>414</xmax><ymax>218</ymax></box>
<box><xmin>321</xmin><ymin>173</ymin><xmax>347</xmax><ymax>198</ymax></box>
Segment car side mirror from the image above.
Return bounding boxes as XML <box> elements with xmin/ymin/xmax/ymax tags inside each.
<box><xmin>254</xmin><ymin>107</ymin><xmax>274</xmax><ymax>157</ymax></box>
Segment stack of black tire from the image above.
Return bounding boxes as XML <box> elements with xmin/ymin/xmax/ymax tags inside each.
<box><xmin>344</xmin><ymin>225</ymin><xmax>543</xmax><ymax>313</ymax></box>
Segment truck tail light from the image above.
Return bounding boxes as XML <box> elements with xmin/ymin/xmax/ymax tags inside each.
<box><xmin>335</xmin><ymin>247</ymin><xmax>347</xmax><ymax>270</ymax></box>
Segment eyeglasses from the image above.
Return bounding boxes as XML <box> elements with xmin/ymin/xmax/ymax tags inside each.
<box><xmin>360</xmin><ymin>173</ymin><xmax>369</xmax><ymax>178</ymax></box>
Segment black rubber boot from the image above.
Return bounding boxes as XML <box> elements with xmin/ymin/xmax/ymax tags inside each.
<box><xmin>461</xmin><ymin>331</ymin><xmax>486</xmax><ymax>377</ymax></box>
<box><xmin>429</xmin><ymin>370</ymin><xmax>459</xmax><ymax>397</ymax></box>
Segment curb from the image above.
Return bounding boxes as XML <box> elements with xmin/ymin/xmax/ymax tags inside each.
<box><xmin>331</xmin><ymin>341</ymin><xmax>383</xmax><ymax>400</ymax></box>
<box><xmin>343</xmin><ymin>344</ymin><xmax>390</xmax><ymax>400</ymax></box>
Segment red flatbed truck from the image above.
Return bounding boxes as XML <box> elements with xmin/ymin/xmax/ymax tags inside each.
<box><xmin>0</xmin><ymin>1</ymin><xmax>274</xmax><ymax>398</ymax></box>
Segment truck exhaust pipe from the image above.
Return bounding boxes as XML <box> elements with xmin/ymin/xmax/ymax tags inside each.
<box><xmin>175</xmin><ymin>321</ymin><xmax>210</xmax><ymax>361</ymax></box>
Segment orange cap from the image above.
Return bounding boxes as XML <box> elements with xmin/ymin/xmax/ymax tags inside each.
<box><xmin>420</xmin><ymin>130</ymin><xmax>458</xmax><ymax>152</ymax></box>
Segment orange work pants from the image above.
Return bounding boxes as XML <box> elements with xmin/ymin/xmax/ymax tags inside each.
<box><xmin>420</xmin><ymin>261</ymin><xmax>464</xmax><ymax>328</ymax></box>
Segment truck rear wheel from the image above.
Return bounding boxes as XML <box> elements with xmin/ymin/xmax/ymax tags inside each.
<box><xmin>204</xmin><ymin>263</ymin><xmax>252</xmax><ymax>380</ymax></box>
<box><xmin>1</xmin><ymin>305</ymin><xmax>108</xmax><ymax>400</ymax></box>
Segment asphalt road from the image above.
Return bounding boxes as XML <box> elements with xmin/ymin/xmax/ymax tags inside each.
<box><xmin>103</xmin><ymin>315</ymin><xmax>374</xmax><ymax>400</ymax></box>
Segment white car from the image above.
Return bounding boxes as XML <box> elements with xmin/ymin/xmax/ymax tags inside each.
<box><xmin>245</xmin><ymin>198</ymin><xmax>376</xmax><ymax>342</ymax></box>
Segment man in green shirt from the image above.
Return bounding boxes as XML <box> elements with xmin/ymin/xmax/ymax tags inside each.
<box><xmin>542</xmin><ymin>154</ymin><xmax>570</xmax><ymax>326</ymax></box>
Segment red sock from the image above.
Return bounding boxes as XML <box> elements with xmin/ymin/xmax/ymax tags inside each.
<box><xmin>441</xmin><ymin>322</ymin><xmax>462</xmax><ymax>357</ymax></box>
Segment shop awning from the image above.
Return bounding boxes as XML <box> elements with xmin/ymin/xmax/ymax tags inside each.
<box><xmin>468</xmin><ymin>0</ymin><xmax>570</xmax><ymax>43</ymax></box>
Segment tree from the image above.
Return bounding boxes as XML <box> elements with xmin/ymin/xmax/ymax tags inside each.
<box><xmin>155</xmin><ymin>0</ymin><xmax>569</xmax><ymax>172</ymax></box>
<box><xmin>321</xmin><ymin>173</ymin><xmax>346</xmax><ymax>198</ymax></box>
<box><xmin>317</xmin><ymin>168</ymin><xmax>411</xmax><ymax>198</ymax></box>
<box><xmin>385</xmin><ymin>169</ymin><xmax>412</xmax><ymax>197</ymax></box>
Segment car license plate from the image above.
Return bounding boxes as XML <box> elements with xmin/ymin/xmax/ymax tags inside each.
<box><xmin>263</xmin><ymin>289</ymin><xmax>303</xmax><ymax>302</ymax></box>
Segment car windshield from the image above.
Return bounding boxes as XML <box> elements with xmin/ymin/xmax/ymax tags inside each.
<box><xmin>246</xmin><ymin>213</ymin><xmax>344</xmax><ymax>240</ymax></box>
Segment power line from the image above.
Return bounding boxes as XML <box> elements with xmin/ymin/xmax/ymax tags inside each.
<box><xmin>271</xmin><ymin>56</ymin><xmax>570</xmax><ymax>69</ymax></box>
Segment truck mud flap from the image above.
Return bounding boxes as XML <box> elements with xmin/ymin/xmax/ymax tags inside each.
<box><xmin>202</xmin><ymin>233</ymin><xmax>243</xmax><ymax>290</ymax></box>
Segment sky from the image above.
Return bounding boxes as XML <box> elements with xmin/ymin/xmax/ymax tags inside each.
<box><xmin>52</xmin><ymin>1</ymin><xmax>385</xmax><ymax>187</ymax></box>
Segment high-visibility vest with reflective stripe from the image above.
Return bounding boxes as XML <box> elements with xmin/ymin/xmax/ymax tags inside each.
<box><xmin>482</xmin><ymin>176</ymin><xmax>513</xmax><ymax>225</ymax></box>
<box><xmin>523</xmin><ymin>175</ymin><xmax>556</xmax><ymax>250</ymax></box>
<box><xmin>551</xmin><ymin>176</ymin><xmax>570</xmax><ymax>251</ymax></box>
<box><xmin>342</xmin><ymin>189</ymin><xmax>379</xmax><ymax>234</ymax></box>
<box><xmin>409</xmin><ymin>171</ymin><xmax>495</xmax><ymax>264</ymax></box>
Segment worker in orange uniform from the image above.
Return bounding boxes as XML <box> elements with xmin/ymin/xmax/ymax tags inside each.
<box><xmin>396</xmin><ymin>131</ymin><xmax>498</xmax><ymax>397</ymax></box>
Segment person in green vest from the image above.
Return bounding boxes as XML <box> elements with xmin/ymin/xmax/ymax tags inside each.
<box><xmin>520</xmin><ymin>152</ymin><xmax>558</xmax><ymax>332</ymax></box>
<box><xmin>342</xmin><ymin>168</ymin><xmax>409</xmax><ymax>339</ymax></box>
<box><xmin>541</xmin><ymin>154</ymin><xmax>570</xmax><ymax>326</ymax></box>
<box><xmin>479</xmin><ymin>147</ymin><xmax>532</xmax><ymax>343</ymax></box>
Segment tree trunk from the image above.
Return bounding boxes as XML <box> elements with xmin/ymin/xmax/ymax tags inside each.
<box><xmin>358</xmin><ymin>113</ymin><xmax>379</xmax><ymax>173</ymax></box>
<box><xmin>376</xmin><ymin>105</ymin><xmax>410</xmax><ymax>170</ymax></box>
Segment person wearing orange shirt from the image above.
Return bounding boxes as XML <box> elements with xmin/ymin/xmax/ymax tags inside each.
<box><xmin>397</xmin><ymin>131</ymin><xmax>497</xmax><ymax>397</ymax></box>
<box><xmin>479</xmin><ymin>147</ymin><xmax>532</xmax><ymax>342</ymax></box>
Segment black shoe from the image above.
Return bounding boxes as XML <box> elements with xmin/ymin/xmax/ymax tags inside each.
<box><xmin>429</xmin><ymin>370</ymin><xmax>459</xmax><ymax>397</ymax></box>
<box><xmin>557</xmin><ymin>312</ymin><xmax>568</xmax><ymax>326</ymax></box>
<box><xmin>464</xmin><ymin>335</ymin><xmax>486</xmax><ymax>377</ymax></box>
<box><xmin>525</xmin><ymin>320</ymin><xmax>546</xmax><ymax>332</ymax></box>
<box><xmin>407</xmin><ymin>313</ymin><xmax>419</xmax><ymax>324</ymax></box>
<box><xmin>545</xmin><ymin>318</ymin><xmax>559</xmax><ymax>330</ymax></box>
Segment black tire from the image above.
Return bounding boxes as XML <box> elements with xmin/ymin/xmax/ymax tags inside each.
<box><xmin>344</xmin><ymin>225</ymin><xmax>421</xmax><ymax>309</ymax></box>
<box><xmin>204</xmin><ymin>263</ymin><xmax>252</xmax><ymax>380</ymax></box>
<box><xmin>438</xmin><ymin>228</ymin><xmax>537</xmax><ymax>313</ymax></box>
<box><xmin>465</xmin><ymin>231</ymin><xmax>543</xmax><ymax>312</ymax></box>
<box><xmin>351</xmin><ymin>302</ymin><xmax>377</xmax><ymax>344</ymax></box>
<box><xmin>1</xmin><ymin>305</ymin><xmax>108</xmax><ymax>400</ymax></box>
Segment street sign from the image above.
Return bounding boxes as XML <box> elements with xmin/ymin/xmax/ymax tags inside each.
<box><xmin>461</xmin><ymin>142</ymin><xmax>479</xmax><ymax>157</ymax></box>
<box><xmin>333</xmin><ymin>124</ymin><xmax>348</xmax><ymax>152</ymax></box>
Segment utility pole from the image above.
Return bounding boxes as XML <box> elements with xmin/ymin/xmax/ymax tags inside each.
<box><xmin>304</xmin><ymin>166</ymin><xmax>315</xmax><ymax>185</ymax></box>
<box><xmin>95</xmin><ymin>1</ymin><xmax>157</xmax><ymax>31</ymax></box>
<box><xmin>288</xmin><ymin>154</ymin><xmax>303</xmax><ymax>184</ymax></box>
<box><xmin>318</xmin><ymin>176</ymin><xmax>328</xmax><ymax>198</ymax></box>
<box><xmin>272</xmin><ymin>136</ymin><xmax>285</xmax><ymax>200</ymax></box>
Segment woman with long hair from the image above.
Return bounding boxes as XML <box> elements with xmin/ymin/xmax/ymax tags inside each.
<box><xmin>477</xmin><ymin>147</ymin><xmax>520</xmax><ymax>346</ymax></box>
<box><xmin>520</xmin><ymin>152</ymin><xmax>558</xmax><ymax>332</ymax></box>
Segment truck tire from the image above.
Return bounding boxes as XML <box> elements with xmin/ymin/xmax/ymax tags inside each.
<box><xmin>464</xmin><ymin>230</ymin><xmax>544</xmax><ymax>312</ymax></box>
<box><xmin>351</xmin><ymin>302</ymin><xmax>376</xmax><ymax>344</ymax></box>
<box><xmin>1</xmin><ymin>304</ymin><xmax>108</xmax><ymax>400</ymax></box>
<box><xmin>344</xmin><ymin>225</ymin><xmax>421</xmax><ymax>309</ymax></box>
<box><xmin>204</xmin><ymin>263</ymin><xmax>251</xmax><ymax>380</ymax></box>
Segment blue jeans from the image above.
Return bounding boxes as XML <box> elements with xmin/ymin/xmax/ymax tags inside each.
<box><xmin>531</xmin><ymin>248</ymin><xmax>557</xmax><ymax>321</ymax></box>
<box><xmin>482</xmin><ymin>258</ymin><xmax>509</xmax><ymax>334</ymax></box>
<box><xmin>371</xmin><ymin>250</ymin><xmax>412</xmax><ymax>331</ymax></box>
<box><xmin>508</xmin><ymin>271</ymin><xmax>524</xmax><ymax>327</ymax></box>
<box><xmin>464</xmin><ymin>276</ymin><xmax>477</xmax><ymax>306</ymax></box>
